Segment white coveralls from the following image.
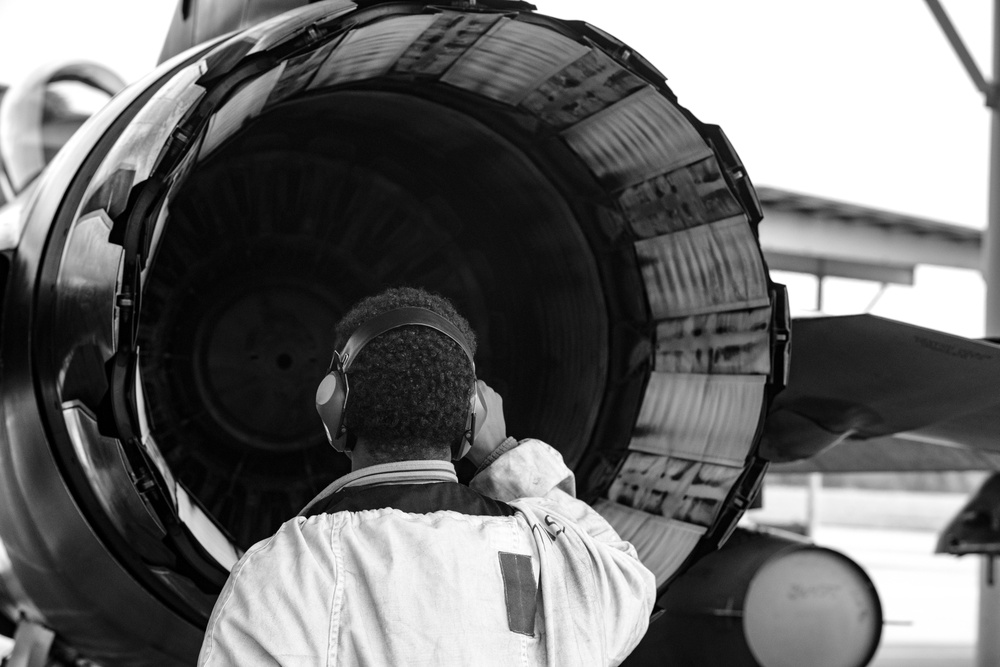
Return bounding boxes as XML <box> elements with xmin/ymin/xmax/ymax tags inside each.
<box><xmin>198</xmin><ymin>438</ymin><xmax>656</xmax><ymax>666</ymax></box>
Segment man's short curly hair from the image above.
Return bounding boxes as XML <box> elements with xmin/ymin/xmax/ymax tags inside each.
<box><xmin>333</xmin><ymin>287</ymin><xmax>477</xmax><ymax>460</ymax></box>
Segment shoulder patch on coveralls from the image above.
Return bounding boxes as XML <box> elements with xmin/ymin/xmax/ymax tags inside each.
<box><xmin>498</xmin><ymin>551</ymin><xmax>537</xmax><ymax>636</ymax></box>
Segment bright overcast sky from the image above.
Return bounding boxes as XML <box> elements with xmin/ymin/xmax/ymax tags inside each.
<box><xmin>0</xmin><ymin>0</ymin><xmax>993</xmax><ymax>334</ymax></box>
<box><xmin>0</xmin><ymin>0</ymin><xmax>991</xmax><ymax>225</ymax></box>
<box><xmin>0</xmin><ymin>0</ymin><xmax>176</xmax><ymax>83</ymax></box>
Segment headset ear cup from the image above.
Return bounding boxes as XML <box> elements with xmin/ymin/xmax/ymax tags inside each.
<box><xmin>316</xmin><ymin>372</ymin><xmax>349</xmax><ymax>452</ymax></box>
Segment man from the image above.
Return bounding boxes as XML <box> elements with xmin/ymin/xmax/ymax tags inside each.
<box><xmin>198</xmin><ymin>286</ymin><xmax>655</xmax><ymax>666</ymax></box>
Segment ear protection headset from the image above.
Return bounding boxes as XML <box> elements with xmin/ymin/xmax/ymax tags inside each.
<box><xmin>315</xmin><ymin>307</ymin><xmax>485</xmax><ymax>460</ymax></box>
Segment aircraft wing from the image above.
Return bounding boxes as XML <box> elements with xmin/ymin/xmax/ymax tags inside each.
<box><xmin>762</xmin><ymin>314</ymin><xmax>1000</xmax><ymax>470</ymax></box>
<box><xmin>771</xmin><ymin>433</ymin><xmax>1000</xmax><ymax>473</ymax></box>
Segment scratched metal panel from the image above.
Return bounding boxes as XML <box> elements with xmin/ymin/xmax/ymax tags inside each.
<box><xmin>245</xmin><ymin>1</ymin><xmax>356</xmax><ymax>53</ymax></box>
<box><xmin>594</xmin><ymin>499</ymin><xmax>705</xmax><ymax>587</ymax></box>
<box><xmin>309</xmin><ymin>14</ymin><xmax>437</xmax><ymax>89</ymax></box>
<box><xmin>608</xmin><ymin>452</ymin><xmax>745</xmax><ymax>528</ymax></box>
<box><xmin>655</xmin><ymin>306</ymin><xmax>772</xmax><ymax>375</ymax></box>
<box><xmin>63</xmin><ymin>406</ymin><xmax>170</xmax><ymax>550</ymax></box>
<box><xmin>79</xmin><ymin>61</ymin><xmax>207</xmax><ymax>215</ymax></box>
<box><xmin>393</xmin><ymin>12</ymin><xmax>503</xmax><ymax>76</ymax></box>
<box><xmin>561</xmin><ymin>87</ymin><xmax>713</xmax><ymax>191</ymax></box>
<box><xmin>201</xmin><ymin>63</ymin><xmax>286</xmax><ymax>157</ymax></box>
<box><xmin>265</xmin><ymin>38</ymin><xmax>343</xmax><ymax>108</ymax></box>
<box><xmin>440</xmin><ymin>19</ymin><xmax>590</xmax><ymax>105</ymax></box>
<box><xmin>635</xmin><ymin>215</ymin><xmax>770</xmax><ymax>319</ymax></box>
<box><xmin>617</xmin><ymin>156</ymin><xmax>745</xmax><ymax>238</ymax></box>
<box><xmin>520</xmin><ymin>48</ymin><xmax>646</xmax><ymax>129</ymax></box>
<box><xmin>628</xmin><ymin>372</ymin><xmax>765</xmax><ymax>464</ymax></box>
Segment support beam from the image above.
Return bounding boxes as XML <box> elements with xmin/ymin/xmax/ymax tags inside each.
<box><xmin>765</xmin><ymin>251</ymin><xmax>914</xmax><ymax>286</ymax></box>
<box><xmin>980</xmin><ymin>1</ymin><xmax>1000</xmax><ymax>664</ymax></box>
<box><xmin>925</xmin><ymin>2</ymin><xmax>1000</xmax><ymax>665</ymax></box>
<box><xmin>758</xmin><ymin>203</ymin><xmax>981</xmax><ymax>272</ymax></box>
<box><xmin>924</xmin><ymin>0</ymin><xmax>992</xmax><ymax>98</ymax></box>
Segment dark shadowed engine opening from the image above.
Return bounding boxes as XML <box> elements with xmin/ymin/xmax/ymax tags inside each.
<box><xmin>138</xmin><ymin>91</ymin><xmax>608</xmax><ymax>547</ymax></box>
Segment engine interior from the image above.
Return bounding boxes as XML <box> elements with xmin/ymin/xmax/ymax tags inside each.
<box><xmin>138</xmin><ymin>90</ymin><xmax>610</xmax><ymax>546</ymax></box>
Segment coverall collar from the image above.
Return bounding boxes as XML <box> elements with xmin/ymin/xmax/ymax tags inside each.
<box><xmin>301</xmin><ymin>460</ymin><xmax>458</xmax><ymax>514</ymax></box>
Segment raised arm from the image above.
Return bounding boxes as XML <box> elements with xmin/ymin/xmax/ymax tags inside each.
<box><xmin>467</xmin><ymin>381</ymin><xmax>656</xmax><ymax>665</ymax></box>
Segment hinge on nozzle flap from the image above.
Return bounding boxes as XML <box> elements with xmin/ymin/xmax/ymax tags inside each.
<box><xmin>571</xmin><ymin>22</ymin><xmax>670</xmax><ymax>92</ymax></box>
<box><xmin>768</xmin><ymin>283</ymin><xmax>791</xmax><ymax>392</ymax></box>
<box><xmin>701</xmin><ymin>124</ymin><xmax>762</xmax><ymax>226</ymax></box>
<box><xmin>106</xmin><ymin>351</ymin><xmax>230</xmax><ymax>591</ymax></box>
<box><xmin>711</xmin><ymin>457</ymin><xmax>770</xmax><ymax>550</ymax></box>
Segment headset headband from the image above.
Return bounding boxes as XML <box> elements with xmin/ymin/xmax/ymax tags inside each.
<box><xmin>317</xmin><ymin>306</ymin><xmax>480</xmax><ymax>459</ymax></box>
<box><xmin>334</xmin><ymin>307</ymin><xmax>475</xmax><ymax>373</ymax></box>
